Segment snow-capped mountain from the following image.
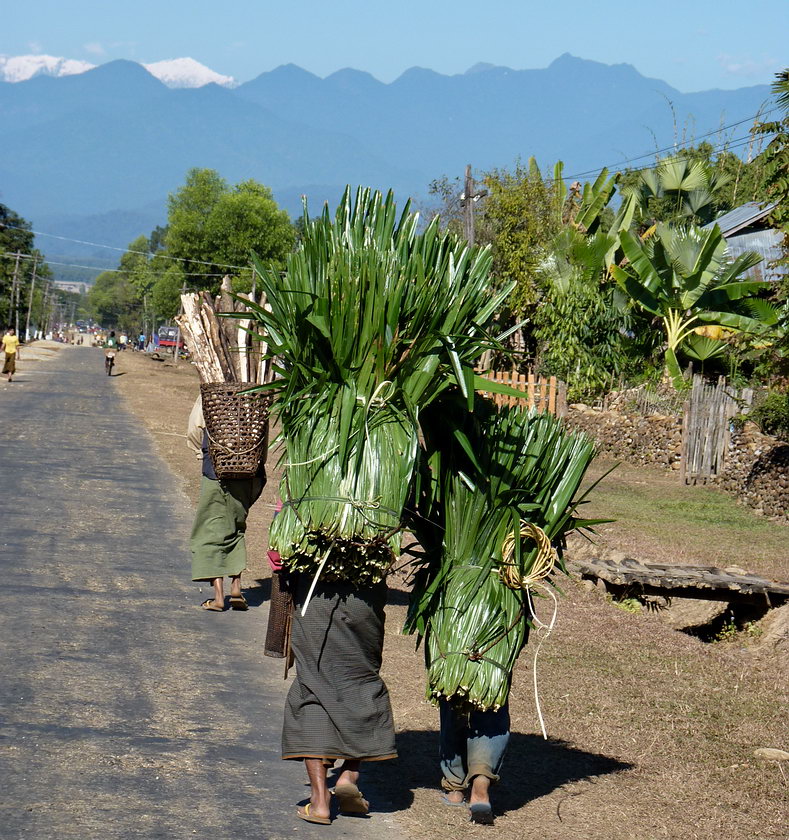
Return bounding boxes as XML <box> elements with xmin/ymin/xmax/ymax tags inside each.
<box><xmin>0</xmin><ymin>54</ymin><xmax>95</xmax><ymax>82</ymax></box>
<box><xmin>142</xmin><ymin>58</ymin><xmax>236</xmax><ymax>88</ymax></box>
<box><xmin>0</xmin><ymin>54</ymin><xmax>236</xmax><ymax>88</ymax></box>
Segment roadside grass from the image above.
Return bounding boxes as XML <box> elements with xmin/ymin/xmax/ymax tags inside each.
<box><xmin>115</xmin><ymin>355</ymin><xmax>789</xmax><ymax>840</ymax></box>
<box><xmin>581</xmin><ymin>459</ymin><xmax>789</xmax><ymax>580</ymax></box>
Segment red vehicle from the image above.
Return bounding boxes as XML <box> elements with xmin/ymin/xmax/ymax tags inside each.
<box><xmin>157</xmin><ymin>325</ymin><xmax>185</xmax><ymax>350</ymax></box>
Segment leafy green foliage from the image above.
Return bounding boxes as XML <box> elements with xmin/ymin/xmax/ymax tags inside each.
<box><xmin>250</xmin><ymin>187</ymin><xmax>513</xmax><ymax>584</ymax></box>
<box><xmin>482</xmin><ymin>160</ymin><xmax>560</xmax><ymax>312</ymax></box>
<box><xmin>165</xmin><ymin>169</ymin><xmax>295</xmax><ymax>291</ymax></box>
<box><xmin>0</xmin><ymin>203</ymin><xmax>53</xmax><ymax>332</ymax></box>
<box><xmin>532</xmin><ymin>230</ymin><xmax>632</xmax><ymax>399</ymax></box>
<box><xmin>749</xmin><ymin>391</ymin><xmax>789</xmax><ymax>440</ymax></box>
<box><xmin>613</xmin><ymin>224</ymin><xmax>777</xmax><ymax>387</ymax></box>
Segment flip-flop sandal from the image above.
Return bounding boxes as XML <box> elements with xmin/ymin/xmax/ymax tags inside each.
<box><xmin>441</xmin><ymin>794</ymin><xmax>467</xmax><ymax>807</ymax></box>
<box><xmin>296</xmin><ymin>804</ymin><xmax>331</xmax><ymax>825</ymax></box>
<box><xmin>200</xmin><ymin>599</ymin><xmax>225</xmax><ymax>612</ymax></box>
<box><xmin>333</xmin><ymin>783</ymin><xmax>370</xmax><ymax>815</ymax></box>
<box><xmin>469</xmin><ymin>803</ymin><xmax>495</xmax><ymax>825</ymax></box>
<box><xmin>229</xmin><ymin>595</ymin><xmax>248</xmax><ymax>611</ymax></box>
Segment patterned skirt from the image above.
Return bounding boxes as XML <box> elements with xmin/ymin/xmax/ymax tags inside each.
<box><xmin>281</xmin><ymin>577</ymin><xmax>397</xmax><ymax>762</ymax></box>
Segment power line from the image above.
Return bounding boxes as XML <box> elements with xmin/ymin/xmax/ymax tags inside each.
<box><xmin>1</xmin><ymin>105</ymin><xmax>780</xmax><ymax>269</ymax></box>
<box><xmin>0</xmin><ymin>251</ymin><xmax>229</xmax><ymax>278</ymax></box>
<box><xmin>560</xmin><ymin>106</ymin><xmax>779</xmax><ymax>181</ymax></box>
<box><xmin>0</xmin><ymin>225</ymin><xmax>248</xmax><ymax>272</ymax></box>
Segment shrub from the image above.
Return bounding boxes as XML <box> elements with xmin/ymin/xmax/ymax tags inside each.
<box><xmin>749</xmin><ymin>391</ymin><xmax>789</xmax><ymax>440</ymax></box>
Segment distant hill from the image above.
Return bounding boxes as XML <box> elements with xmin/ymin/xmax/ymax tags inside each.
<box><xmin>0</xmin><ymin>55</ymin><xmax>772</xmax><ymax>276</ymax></box>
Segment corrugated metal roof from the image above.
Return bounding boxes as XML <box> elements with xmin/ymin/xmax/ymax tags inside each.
<box><xmin>723</xmin><ymin>228</ymin><xmax>787</xmax><ymax>283</ymax></box>
<box><xmin>704</xmin><ymin>201</ymin><xmax>778</xmax><ymax>236</ymax></box>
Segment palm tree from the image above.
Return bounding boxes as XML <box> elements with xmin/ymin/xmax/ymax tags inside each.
<box><xmin>622</xmin><ymin>155</ymin><xmax>731</xmax><ymax>229</ymax></box>
<box><xmin>612</xmin><ymin>223</ymin><xmax>777</xmax><ymax>388</ymax></box>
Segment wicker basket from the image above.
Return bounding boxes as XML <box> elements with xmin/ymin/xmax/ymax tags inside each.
<box><xmin>200</xmin><ymin>382</ymin><xmax>271</xmax><ymax>480</ymax></box>
<box><xmin>265</xmin><ymin>571</ymin><xmax>296</xmax><ymax>674</ymax></box>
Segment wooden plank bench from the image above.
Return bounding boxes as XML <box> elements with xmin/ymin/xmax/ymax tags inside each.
<box><xmin>566</xmin><ymin>555</ymin><xmax>789</xmax><ymax>607</ymax></box>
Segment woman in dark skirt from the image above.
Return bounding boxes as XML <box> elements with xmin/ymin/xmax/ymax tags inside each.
<box><xmin>282</xmin><ymin>576</ymin><xmax>397</xmax><ymax>825</ymax></box>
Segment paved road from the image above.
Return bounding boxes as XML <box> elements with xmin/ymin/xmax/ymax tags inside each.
<box><xmin>0</xmin><ymin>348</ymin><xmax>403</xmax><ymax>840</ymax></box>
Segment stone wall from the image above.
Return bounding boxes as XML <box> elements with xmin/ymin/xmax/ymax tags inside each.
<box><xmin>712</xmin><ymin>422</ymin><xmax>789</xmax><ymax>520</ymax></box>
<box><xmin>565</xmin><ymin>406</ymin><xmax>789</xmax><ymax>521</ymax></box>
<box><xmin>565</xmin><ymin>404</ymin><xmax>683</xmax><ymax>470</ymax></box>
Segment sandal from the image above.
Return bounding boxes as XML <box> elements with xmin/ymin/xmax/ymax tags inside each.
<box><xmin>469</xmin><ymin>803</ymin><xmax>495</xmax><ymax>825</ymax></box>
<box><xmin>333</xmin><ymin>783</ymin><xmax>369</xmax><ymax>815</ymax></box>
<box><xmin>200</xmin><ymin>599</ymin><xmax>225</xmax><ymax>612</ymax></box>
<box><xmin>229</xmin><ymin>594</ymin><xmax>248</xmax><ymax>611</ymax></box>
<box><xmin>297</xmin><ymin>803</ymin><xmax>331</xmax><ymax>825</ymax></box>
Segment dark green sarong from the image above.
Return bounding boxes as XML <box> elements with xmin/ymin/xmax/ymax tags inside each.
<box><xmin>190</xmin><ymin>476</ymin><xmax>262</xmax><ymax>581</ymax></box>
<box><xmin>282</xmin><ymin>578</ymin><xmax>397</xmax><ymax>762</ymax></box>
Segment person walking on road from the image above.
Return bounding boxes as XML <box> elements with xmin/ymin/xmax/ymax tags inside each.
<box><xmin>186</xmin><ymin>396</ymin><xmax>265</xmax><ymax>611</ymax></box>
<box><xmin>2</xmin><ymin>328</ymin><xmax>21</xmax><ymax>382</ymax></box>
<box><xmin>281</xmin><ymin>575</ymin><xmax>397</xmax><ymax>825</ymax></box>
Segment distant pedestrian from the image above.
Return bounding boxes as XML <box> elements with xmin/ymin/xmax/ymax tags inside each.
<box><xmin>186</xmin><ymin>396</ymin><xmax>265</xmax><ymax>611</ymax></box>
<box><xmin>138</xmin><ymin>332</ymin><xmax>146</xmax><ymax>351</ymax></box>
<box><xmin>2</xmin><ymin>328</ymin><xmax>21</xmax><ymax>383</ymax></box>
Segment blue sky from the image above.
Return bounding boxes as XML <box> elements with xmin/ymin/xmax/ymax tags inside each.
<box><xmin>2</xmin><ymin>0</ymin><xmax>787</xmax><ymax>91</ymax></box>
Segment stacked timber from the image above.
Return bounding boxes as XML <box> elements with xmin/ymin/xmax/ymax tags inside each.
<box><xmin>176</xmin><ymin>276</ymin><xmax>272</xmax><ymax>480</ymax></box>
<box><xmin>176</xmin><ymin>275</ymin><xmax>269</xmax><ymax>385</ymax></box>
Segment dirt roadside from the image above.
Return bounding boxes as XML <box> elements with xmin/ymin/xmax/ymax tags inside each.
<box><xmin>113</xmin><ymin>350</ymin><xmax>789</xmax><ymax>840</ymax></box>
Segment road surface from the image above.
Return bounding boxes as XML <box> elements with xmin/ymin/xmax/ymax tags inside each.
<box><xmin>0</xmin><ymin>346</ymin><xmax>403</xmax><ymax>839</ymax></box>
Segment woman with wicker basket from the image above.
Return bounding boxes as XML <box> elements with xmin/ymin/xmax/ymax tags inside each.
<box><xmin>186</xmin><ymin>396</ymin><xmax>265</xmax><ymax>611</ymax></box>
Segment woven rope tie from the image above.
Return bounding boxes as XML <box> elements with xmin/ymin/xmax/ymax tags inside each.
<box><xmin>498</xmin><ymin>521</ymin><xmax>557</xmax><ymax>590</ymax></box>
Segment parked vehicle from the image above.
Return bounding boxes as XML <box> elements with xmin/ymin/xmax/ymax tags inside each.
<box><xmin>157</xmin><ymin>325</ymin><xmax>185</xmax><ymax>350</ymax></box>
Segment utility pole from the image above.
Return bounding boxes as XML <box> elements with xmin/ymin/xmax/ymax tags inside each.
<box><xmin>173</xmin><ymin>281</ymin><xmax>186</xmax><ymax>365</ymax></box>
<box><xmin>459</xmin><ymin>165</ymin><xmax>488</xmax><ymax>246</ymax></box>
<box><xmin>24</xmin><ymin>259</ymin><xmax>37</xmax><ymax>341</ymax></box>
<box><xmin>8</xmin><ymin>252</ymin><xmax>21</xmax><ymax>331</ymax></box>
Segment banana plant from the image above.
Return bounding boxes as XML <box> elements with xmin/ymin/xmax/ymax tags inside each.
<box><xmin>612</xmin><ymin>223</ymin><xmax>777</xmax><ymax>388</ymax></box>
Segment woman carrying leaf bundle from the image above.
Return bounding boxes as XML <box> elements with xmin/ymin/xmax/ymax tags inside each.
<box><xmin>247</xmin><ymin>187</ymin><xmax>514</xmax><ymax>824</ymax></box>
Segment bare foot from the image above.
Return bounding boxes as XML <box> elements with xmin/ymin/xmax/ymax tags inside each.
<box><xmin>444</xmin><ymin>790</ymin><xmax>465</xmax><ymax>804</ymax></box>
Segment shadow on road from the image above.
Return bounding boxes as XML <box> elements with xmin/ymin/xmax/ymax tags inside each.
<box><xmin>368</xmin><ymin>730</ymin><xmax>632</xmax><ymax>815</ymax></box>
<box><xmin>245</xmin><ymin>577</ymin><xmax>273</xmax><ymax>606</ymax></box>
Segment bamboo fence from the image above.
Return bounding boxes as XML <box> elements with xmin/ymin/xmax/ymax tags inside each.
<box><xmin>478</xmin><ymin>370</ymin><xmax>566</xmax><ymax>417</ymax></box>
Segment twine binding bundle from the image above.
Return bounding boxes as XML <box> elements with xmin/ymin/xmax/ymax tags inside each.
<box><xmin>200</xmin><ymin>382</ymin><xmax>271</xmax><ymax>479</ymax></box>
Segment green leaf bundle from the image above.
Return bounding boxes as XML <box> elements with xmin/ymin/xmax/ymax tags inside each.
<box><xmin>247</xmin><ymin>187</ymin><xmax>513</xmax><ymax>584</ymax></box>
<box><xmin>408</xmin><ymin>400</ymin><xmax>598</xmax><ymax>710</ymax></box>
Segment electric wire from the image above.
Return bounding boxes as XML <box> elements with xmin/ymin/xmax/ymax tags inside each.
<box><xmin>562</xmin><ymin>105</ymin><xmax>780</xmax><ymax>178</ymax></box>
<box><xmin>0</xmin><ymin>105</ymin><xmax>781</xmax><ymax>277</ymax></box>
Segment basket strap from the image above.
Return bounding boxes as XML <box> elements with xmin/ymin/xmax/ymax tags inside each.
<box><xmin>205</xmin><ymin>429</ymin><xmax>267</xmax><ymax>456</ymax></box>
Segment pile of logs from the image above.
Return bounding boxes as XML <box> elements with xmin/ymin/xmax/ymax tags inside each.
<box><xmin>176</xmin><ymin>276</ymin><xmax>269</xmax><ymax>384</ymax></box>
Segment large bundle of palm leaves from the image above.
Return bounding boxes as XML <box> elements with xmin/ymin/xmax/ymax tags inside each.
<box><xmin>246</xmin><ymin>187</ymin><xmax>514</xmax><ymax>588</ymax></box>
<box><xmin>406</xmin><ymin>399</ymin><xmax>598</xmax><ymax>711</ymax></box>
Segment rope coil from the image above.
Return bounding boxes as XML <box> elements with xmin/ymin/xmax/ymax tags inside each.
<box><xmin>498</xmin><ymin>521</ymin><xmax>557</xmax><ymax>590</ymax></box>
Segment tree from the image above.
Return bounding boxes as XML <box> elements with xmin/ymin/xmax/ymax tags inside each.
<box><xmin>482</xmin><ymin>159</ymin><xmax>559</xmax><ymax>312</ymax></box>
<box><xmin>620</xmin><ymin>152</ymin><xmax>733</xmax><ymax>229</ymax></box>
<box><xmin>533</xmin><ymin>229</ymin><xmax>633</xmax><ymax>399</ymax></box>
<box><xmin>612</xmin><ymin>224</ymin><xmax>778</xmax><ymax>388</ymax></box>
<box><xmin>1</xmin><ymin>203</ymin><xmax>53</xmax><ymax>333</ymax></box>
<box><xmin>165</xmin><ymin>168</ymin><xmax>295</xmax><ymax>293</ymax></box>
<box><xmin>87</xmin><ymin>270</ymin><xmax>141</xmax><ymax>330</ymax></box>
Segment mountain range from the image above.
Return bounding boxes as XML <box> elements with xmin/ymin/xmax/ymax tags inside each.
<box><xmin>0</xmin><ymin>54</ymin><xmax>236</xmax><ymax>87</ymax></box>
<box><xmin>0</xmin><ymin>55</ymin><xmax>773</xmax><ymax>277</ymax></box>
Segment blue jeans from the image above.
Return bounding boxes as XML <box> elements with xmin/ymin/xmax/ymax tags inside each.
<box><xmin>439</xmin><ymin>700</ymin><xmax>510</xmax><ymax>791</ymax></box>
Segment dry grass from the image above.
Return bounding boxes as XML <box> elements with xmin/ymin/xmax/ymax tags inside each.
<box><xmin>115</xmin><ymin>352</ymin><xmax>789</xmax><ymax>840</ymax></box>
